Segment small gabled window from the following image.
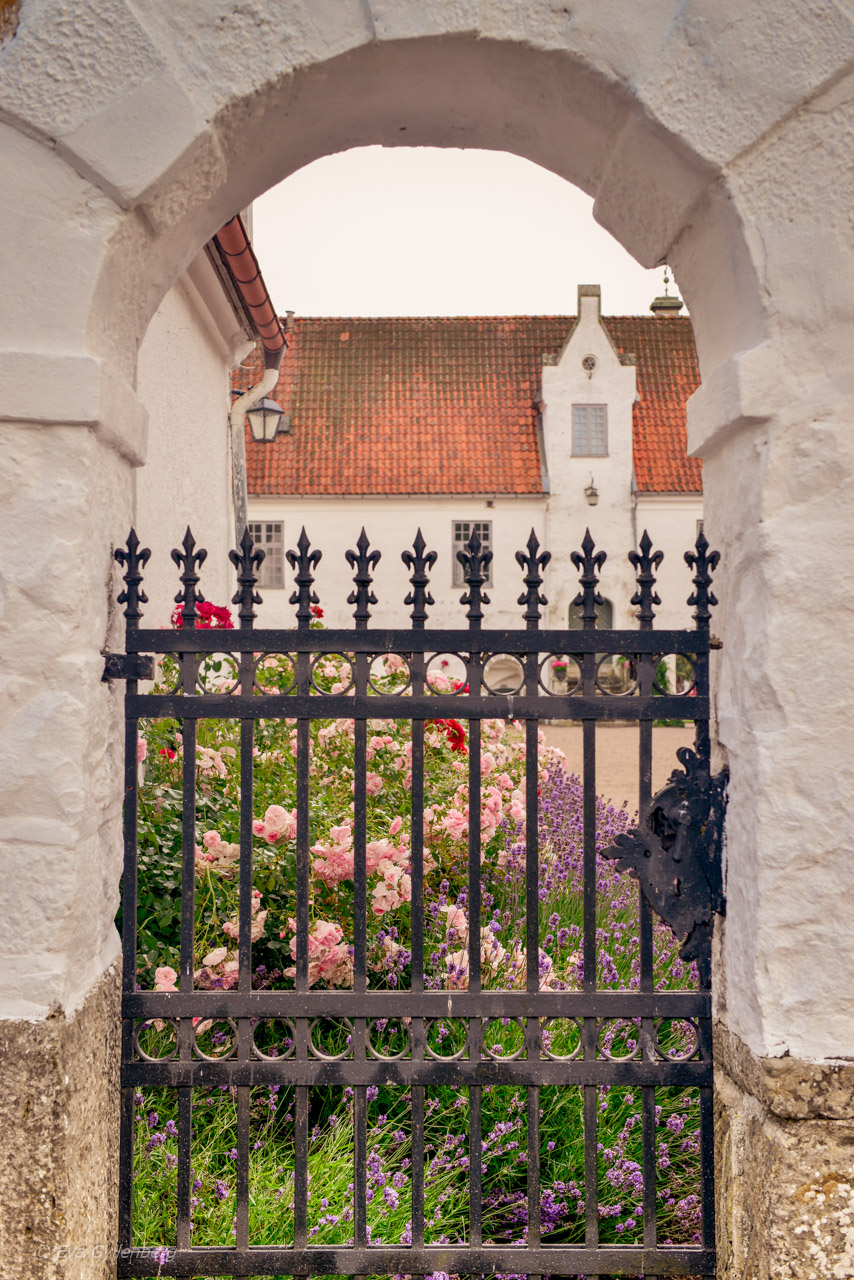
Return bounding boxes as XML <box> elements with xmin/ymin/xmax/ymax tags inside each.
<box><xmin>572</xmin><ymin>404</ymin><xmax>608</xmax><ymax>456</ymax></box>
<box><xmin>248</xmin><ymin>520</ymin><xmax>285</xmax><ymax>588</ymax></box>
<box><xmin>452</xmin><ymin>520</ymin><xmax>493</xmax><ymax>587</ymax></box>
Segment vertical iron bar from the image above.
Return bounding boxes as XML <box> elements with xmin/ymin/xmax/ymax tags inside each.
<box><xmin>119</xmin><ymin>697</ymin><xmax>140</xmax><ymax>1248</ymax></box>
<box><xmin>525</xmin><ymin>627</ymin><xmax>542</xmax><ymax>1248</ymax></box>
<box><xmin>235</xmin><ymin>1073</ymin><xmax>250</xmax><ymax>1251</ymax></box>
<box><xmin>238</xmin><ymin>715</ymin><xmax>254</xmax><ymax>993</ymax></box>
<box><xmin>294</xmin><ymin>1084</ymin><xmax>308</xmax><ymax>1250</ymax></box>
<box><xmin>236</xmin><ymin>704</ymin><xmax>254</xmax><ymax>1249</ymax></box>
<box><xmin>696</xmin><ymin>592</ymin><xmax>717</xmax><ymax>1260</ymax></box>
<box><xmin>353</xmin><ymin>649</ymin><xmax>369</xmax><ymax>1253</ymax></box>
<box><xmin>411</xmin><ymin>642</ymin><xmax>426</xmax><ymax>1255</ymax></box>
<box><xmin>294</xmin><ymin>641</ymin><xmax>311</xmax><ymax>1254</ymax></box>
<box><xmin>580</xmin><ymin>577</ymin><xmax>599</xmax><ymax>1260</ymax></box>
<box><xmin>411</xmin><ymin>1076</ymin><xmax>425</xmax><ymax>1250</ymax></box>
<box><xmin>177</xmin><ymin>648</ymin><xmax>196</xmax><ymax>1257</ymax></box>
<box><xmin>179</xmin><ymin>689</ymin><xmax>196</xmax><ymax>990</ymax></box>
<box><xmin>639</xmin><ymin>652</ymin><xmax>657</xmax><ymax>1257</ymax></box>
<box><xmin>467</xmin><ymin>643</ymin><xmax>483</xmax><ymax>1248</ymax></box>
<box><xmin>354</xmin><ymin>1082</ymin><xmax>368</xmax><ymax>1248</ymax></box>
<box><xmin>469</xmin><ymin>1079</ymin><xmax>483</xmax><ymax>1248</ymax></box>
<box><xmin>468</xmin><ymin>712</ymin><xmax>482</xmax><ymax>994</ymax></box>
<box><xmin>354</xmin><ymin>710</ymin><xmax>368</xmax><ymax>991</ymax></box>
<box><xmin>176</xmin><ymin>1082</ymin><xmax>192</xmax><ymax>1250</ymax></box>
<box><xmin>177</xmin><ymin>657</ymin><xmax>197</xmax><ymax>1257</ymax></box>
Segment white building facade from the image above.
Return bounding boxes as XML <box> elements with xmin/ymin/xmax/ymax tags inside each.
<box><xmin>244</xmin><ymin>287</ymin><xmax>703</xmax><ymax>643</ymax></box>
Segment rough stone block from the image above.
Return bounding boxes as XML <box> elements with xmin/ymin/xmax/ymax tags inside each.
<box><xmin>0</xmin><ymin>963</ymin><xmax>120</xmax><ymax>1280</ymax></box>
<box><xmin>716</xmin><ymin>1026</ymin><xmax>854</xmax><ymax>1279</ymax></box>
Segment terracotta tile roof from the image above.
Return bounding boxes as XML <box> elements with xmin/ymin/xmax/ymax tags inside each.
<box><xmin>237</xmin><ymin>314</ymin><xmax>701</xmax><ymax>496</ymax></box>
<box><xmin>605</xmin><ymin>315</ymin><xmax>702</xmax><ymax>493</ymax></box>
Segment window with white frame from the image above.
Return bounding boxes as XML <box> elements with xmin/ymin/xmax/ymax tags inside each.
<box><xmin>572</xmin><ymin>404</ymin><xmax>608</xmax><ymax>456</ymax></box>
<box><xmin>452</xmin><ymin>520</ymin><xmax>493</xmax><ymax>587</ymax></box>
<box><xmin>248</xmin><ymin>520</ymin><xmax>285</xmax><ymax>588</ymax></box>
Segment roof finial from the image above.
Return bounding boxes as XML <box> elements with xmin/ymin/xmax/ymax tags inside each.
<box><xmin>650</xmin><ymin>268</ymin><xmax>684</xmax><ymax>316</ymax></box>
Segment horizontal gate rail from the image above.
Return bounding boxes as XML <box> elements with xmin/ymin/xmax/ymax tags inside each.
<box><xmin>116</xmin><ymin>1243</ymin><xmax>717</xmax><ymax>1277</ymax></box>
<box><xmin>112</xmin><ymin>522</ymin><xmax>723</xmax><ymax>1279</ymax></box>
<box><xmin>124</xmin><ymin>988</ymin><xmax>711</xmax><ymax>1017</ymax></box>
<box><xmin>125</xmin><ymin>625</ymin><xmax>710</xmax><ymax>652</ymax></box>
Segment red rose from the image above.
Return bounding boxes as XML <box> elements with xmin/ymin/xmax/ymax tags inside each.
<box><xmin>171</xmin><ymin>602</ymin><xmax>234</xmax><ymax>630</ymax></box>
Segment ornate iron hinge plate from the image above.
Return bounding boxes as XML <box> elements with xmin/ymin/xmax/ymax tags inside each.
<box><xmin>601</xmin><ymin>746</ymin><xmax>727</xmax><ymax>961</ymax></box>
<box><xmin>102</xmin><ymin>653</ymin><xmax>155</xmax><ymax>682</ymax></box>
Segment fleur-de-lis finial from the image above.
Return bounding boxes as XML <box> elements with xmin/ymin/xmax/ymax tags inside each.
<box><xmin>115</xmin><ymin>529</ymin><xmax>151</xmax><ymax>627</ymax></box>
<box><xmin>286</xmin><ymin>528</ymin><xmax>322</xmax><ymax>628</ymax></box>
<box><xmin>515</xmin><ymin>528</ymin><xmax>551</xmax><ymax>629</ymax></box>
<box><xmin>171</xmin><ymin>527</ymin><xmax>207</xmax><ymax>627</ymax></box>
<box><xmin>402</xmin><ymin>529</ymin><xmax>437</xmax><ymax>629</ymax></box>
<box><xmin>458</xmin><ymin>528</ymin><xmax>492</xmax><ymax>629</ymax></box>
<box><xmin>570</xmin><ymin>529</ymin><xmax>606</xmax><ymax>629</ymax></box>
<box><xmin>345</xmin><ymin>528</ymin><xmax>381</xmax><ymax>628</ymax></box>
<box><xmin>229</xmin><ymin>526</ymin><xmax>265</xmax><ymax>627</ymax></box>
<box><xmin>685</xmin><ymin>527</ymin><xmax>720</xmax><ymax>629</ymax></box>
<box><xmin>629</xmin><ymin>530</ymin><xmax>664</xmax><ymax>629</ymax></box>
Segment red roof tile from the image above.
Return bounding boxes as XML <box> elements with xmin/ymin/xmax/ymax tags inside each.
<box><xmin>606</xmin><ymin>315</ymin><xmax>702</xmax><ymax>493</ymax></box>
<box><xmin>237</xmin><ymin>315</ymin><xmax>701</xmax><ymax>496</ymax></box>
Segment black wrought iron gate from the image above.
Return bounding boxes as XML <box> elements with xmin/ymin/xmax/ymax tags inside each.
<box><xmin>109</xmin><ymin>522</ymin><xmax>724</xmax><ymax>1278</ymax></box>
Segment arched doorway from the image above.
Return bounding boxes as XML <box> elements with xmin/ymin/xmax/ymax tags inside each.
<box><xmin>1</xmin><ymin>7</ymin><xmax>852</xmax><ymax>1278</ymax></box>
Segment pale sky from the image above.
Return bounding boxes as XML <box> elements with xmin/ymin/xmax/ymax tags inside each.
<box><xmin>252</xmin><ymin>147</ymin><xmax>671</xmax><ymax>319</ymax></box>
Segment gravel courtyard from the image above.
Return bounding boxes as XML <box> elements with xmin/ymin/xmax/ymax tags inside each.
<box><xmin>542</xmin><ymin>722</ymin><xmax>696</xmax><ymax>813</ymax></box>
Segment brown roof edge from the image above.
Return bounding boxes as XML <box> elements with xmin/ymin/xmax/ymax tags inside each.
<box><xmin>212</xmin><ymin>215</ymin><xmax>286</xmax><ymax>369</ymax></box>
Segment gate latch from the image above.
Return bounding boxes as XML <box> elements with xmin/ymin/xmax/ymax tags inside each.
<box><xmin>102</xmin><ymin>653</ymin><xmax>155</xmax><ymax>682</ymax></box>
<box><xmin>601</xmin><ymin>746</ymin><xmax>727</xmax><ymax>962</ymax></box>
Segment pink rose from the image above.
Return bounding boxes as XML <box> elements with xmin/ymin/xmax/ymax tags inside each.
<box><xmin>154</xmin><ymin>966</ymin><xmax>178</xmax><ymax>991</ymax></box>
<box><xmin>441</xmin><ymin>808</ymin><xmax>468</xmax><ymax>842</ymax></box>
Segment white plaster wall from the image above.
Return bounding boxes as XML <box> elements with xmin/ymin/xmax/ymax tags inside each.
<box><xmin>135</xmin><ymin>254</ymin><xmax>249</xmax><ymax>627</ymax></box>
<box><xmin>542</xmin><ymin>289</ymin><xmax>639</xmax><ymax>630</ymax></box>
<box><xmin>247</xmin><ymin>495</ymin><xmax>545</xmax><ymax>631</ymax></box>
<box><xmin>0</xmin><ymin>0</ymin><xmax>853</xmax><ymax>1066</ymax></box>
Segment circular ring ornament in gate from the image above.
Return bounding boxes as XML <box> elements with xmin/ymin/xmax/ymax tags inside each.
<box><xmin>482</xmin><ymin>1016</ymin><xmax>526</xmax><ymax>1059</ymax></box>
<box><xmin>595</xmin><ymin>654</ymin><xmax>639</xmax><ymax>696</ymax></box>
<box><xmin>252</xmin><ymin>1018</ymin><xmax>297</xmax><ymax>1060</ymax></box>
<box><xmin>653</xmin><ymin>1017</ymin><xmax>700</xmax><ymax>1061</ymax></box>
<box><xmin>538</xmin><ymin>654</ymin><xmax>581</xmax><ymax>695</ymax></box>
<box><xmin>196</xmin><ymin>653</ymin><xmax>240</xmax><ymax>694</ymax></box>
<box><xmin>652</xmin><ymin>654</ymin><xmax>696</xmax><ymax>696</ymax></box>
<box><xmin>540</xmin><ymin>1016</ymin><xmax>583</xmax><ymax>1061</ymax></box>
<box><xmin>134</xmin><ymin>1018</ymin><xmax>179</xmax><ymax>1062</ymax></box>
<box><xmin>309</xmin><ymin>654</ymin><xmax>355</xmax><ymax>695</ymax></box>
<box><xmin>367</xmin><ymin>654</ymin><xmax>412</xmax><ymax>695</ymax></box>
<box><xmin>254</xmin><ymin>653</ymin><xmax>297</xmax><ymax>695</ymax></box>
<box><xmin>598</xmin><ymin>1018</ymin><xmax>642</xmax><ymax>1061</ymax></box>
<box><xmin>425</xmin><ymin>1017</ymin><xmax>468</xmax><ymax>1059</ymax></box>
<box><xmin>367</xmin><ymin>1018</ymin><xmax>411</xmax><ymax>1060</ymax></box>
<box><xmin>425</xmin><ymin>654</ymin><xmax>468</xmax><ymax>693</ymax></box>
<box><xmin>308</xmin><ymin>1016</ymin><xmax>354</xmax><ymax>1060</ymax></box>
<box><xmin>193</xmin><ymin>1017</ymin><xmax>238</xmax><ymax>1061</ymax></box>
<box><xmin>481</xmin><ymin>654</ymin><xmax>525</xmax><ymax>696</ymax></box>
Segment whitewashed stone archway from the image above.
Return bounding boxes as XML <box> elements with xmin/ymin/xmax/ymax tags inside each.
<box><xmin>1</xmin><ymin>3</ymin><xmax>853</xmax><ymax>1275</ymax></box>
